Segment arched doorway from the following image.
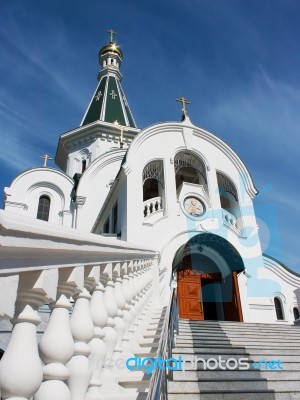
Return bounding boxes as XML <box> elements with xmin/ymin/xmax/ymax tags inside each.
<box><xmin>173</xmin><ymin>233</ymin><xmax>244</xmax><ymax>322</ymax></box>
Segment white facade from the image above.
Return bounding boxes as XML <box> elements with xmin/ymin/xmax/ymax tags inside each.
<box><xmin>0</xmin><ymin>34</ymin><xmax>300</xmax><ymax>400</ymax></box>
<box><xmin>2</xmin><ymin>36</ymin><xmax>300</xmax><ymax>326</ymax></box>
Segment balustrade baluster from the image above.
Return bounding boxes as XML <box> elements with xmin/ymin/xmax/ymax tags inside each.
<box><xmin>68</xmin><ymin>287</ymin><xmax>94</xmax><ymax>400</ymax></box>
<box><xmin>100</xmin><ymin>269</ymin><xmax>125</xmax><ymax>395</ymax></box>
<box><xmin>0</xmin><ymin>270</ymin><xmax>57</xmax><ymax>400</ymax></box>
<box><xmin>35</xmin><ymin>267</ymin><xmax>84</xmax><ymax>400</ymax></box>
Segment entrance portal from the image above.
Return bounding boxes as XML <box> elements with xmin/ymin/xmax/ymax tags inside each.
<box><xmin>177</xmin><ymin>267</ymin><xmax>243</xmax><ymax>321</ymax></box>
<box><xmin>173</xmin><ymin>233</ymin><xmax>244</xmax><ymax>322</ymax></box>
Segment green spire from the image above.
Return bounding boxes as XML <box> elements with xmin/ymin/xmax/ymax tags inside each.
<box><xmin>81</xmin><ymin>32</ymin><xmax>136</xmax><ymax>128</ymax></box>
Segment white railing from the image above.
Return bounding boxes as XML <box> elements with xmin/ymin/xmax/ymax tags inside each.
<box><xmin>222</xmin><ymin>209</ymin><xmax>238</xmax><ymax>230</ymax></box>
<box><xmin>143</xmin><ymin>197</ymin><xmax>163</xmax><ymax>218</ymax></box>
<box><xmin>0</xmin><ymin>210</ymin><xmax>160</xmax><ymax>400</ymax></box>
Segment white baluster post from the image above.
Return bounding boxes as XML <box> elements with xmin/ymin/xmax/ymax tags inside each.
<box><xmin>0</xmin><ymin>270</ymin><xmax>57</xmax><ymax>400</ymax></box>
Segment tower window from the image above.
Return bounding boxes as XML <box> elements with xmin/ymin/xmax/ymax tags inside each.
<box><xmin>274</xmin><ymin>297</ymin><xmax>284</xmax><ymax>320</ymax></box>
<box><xmin>174</xmin><ymin>151</ymin><xmax>207</xmax><ymax>195</ymax></box>
<box><xmin>112</xmin><ymin>203</ymin><xmax>118</xmax><ymax>233</ymax></box>
<box><xmin>82</xmin><ymin>159</ymin><xmax>87</xmax><ymax>172</ymax></box>
<box><xmin>293</xmin><ymin>307</ymin><xmax>300</xmax><ymax>321</ymax></box>
<box><xmin>37</xmin><ymin>195</ymin><xmax>50</xmax><ymax>221</ymax></box>
<box><xmin>103</xmin><ymin>218</ymin><xmax>110</xmax><ymax>233</ymax></box>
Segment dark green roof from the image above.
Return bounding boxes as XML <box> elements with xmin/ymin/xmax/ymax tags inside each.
<box><xmin>81</xmin><ymin>74</ymin><xmax>136</xmax><ymax>128</ymax></box>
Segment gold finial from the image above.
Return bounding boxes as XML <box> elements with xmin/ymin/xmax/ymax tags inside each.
<box><xmin>40</xmin><ymin>154</ymin><xmax>52</xmax><ymax>167</ymax></box>
<box><xmin>106</xmin><ymin>29</ymin><xmax>118</xmax><ymax>43</ymax></box>
<box><xmin>176</xmin><ymin>97</ymin><xmax>191</xmax><ymax>118</ymax></box>
<box><xmin>114</xmin><ymin>120</ymin><xmax>128</xmax><ymax>149</ymax></box>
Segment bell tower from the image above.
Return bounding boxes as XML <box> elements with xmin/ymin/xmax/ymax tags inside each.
<box><xmin>81</xmin><ymin>29</ymin><xmax>136</xmax><ymax>128</ymax></box>
<box><xmin>55</xmin><ymin>30</ymin><xmax>140</xmax><ymax>176</ymax></box>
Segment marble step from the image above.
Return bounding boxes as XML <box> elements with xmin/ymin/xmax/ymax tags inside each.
<box><xmin>171</xmin><ymin>353</ymin><xmax>300</xmax><ymax>362</ymax></box>
<box><xmin>172</xmin><ymin>346</ymin><xmax>300</xmax><ymax>355</ymax></box>
<box><xmin>177</xmin><ymin>327</ymin><xmax>300</xmax><ymax>337</ymax></box>
<box><xmin>172</xmin><ymin>370</ymin><xmax>300</xmax><ymax>381</ymax></box>
<box><xmin>168</xmin><ymin>392</ymin><xmax>300</xmax><ymax>400</ymax></box>
<box><xmin>168</xmin><ymin>379</ymin><xmax>300</xmax><ymax>393</ymax></box>
<box><xmin>179</xmin><ymin>320</ymin><xmax>298</xmax><ymax>328</ymax></box>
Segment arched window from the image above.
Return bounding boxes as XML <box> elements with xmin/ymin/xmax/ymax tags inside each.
<box><xmin>274</xmin><ymin>297</ymin><xmax>284</xmax><ymax>320</ymax></box>
<box><xmin>37</xmin><ymin>195</ymin><xmax>50</xmax><ymax>221</ymax></box>
<box><xmin>143</xmin><ymin>160</ymin><xmax>165</xmax><ymax>218</ymax></box>
<box><xmin>174</xmin><ymin>152</ymin><xmax>207</xmax><ymax>194</ymax></box>
<box><xmin>143</xmin><ymin>160</ymin><xmax>164</xmax><ymax>201</ymax></box>
<box><xmin>217</xmin><ymin>172</ymin><xmax>240</xmax><ymax>219</ymax></box>
<box><xmin>293</xmin><ymin>307</ymin><xmax>300</xmax><ymax>321</ymax></box>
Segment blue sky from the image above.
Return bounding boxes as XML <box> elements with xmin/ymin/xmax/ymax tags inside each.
<box><xmin>0</xmin><ymin>0</ymin><xmax>299</xmax><ymax>271</ymax></box>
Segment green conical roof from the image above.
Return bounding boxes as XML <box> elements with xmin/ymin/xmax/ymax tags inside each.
<box><xmin>81</xmin><ymin>40</ymin><xmax>136</xmax><ymax>128</ymax></box>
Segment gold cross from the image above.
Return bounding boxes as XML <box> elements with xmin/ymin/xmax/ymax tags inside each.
<box><xmin>40</xmin><ymin>154</ymin><xmax>52</xmax><ymax>167</ymax></box>
<box><xmin>176</xmin><ymin>97</ymin><xmax>191</xmax><ymax>116</ymax></box>
<box><xmin>106</xmin><ymin>29</ymin><xmax>118</xmax><ymax>43</ymax></box>
<box><xmin>114</xmin><ymin>120</ymin><xmax>128</xmax><ymax>149</ymax></box>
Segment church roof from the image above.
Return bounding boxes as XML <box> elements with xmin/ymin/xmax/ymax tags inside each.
<box><xmin>80</xmin><ymin>35</ymin><xmax>136</xmax><ymax>128</ymax></box>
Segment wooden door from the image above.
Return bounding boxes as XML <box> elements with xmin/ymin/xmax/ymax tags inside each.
<box><xmin>223</xmin><ymin>271</ymin><xmax>243</xmax><ymax>322</ymax></box>
<box><xmin>177</xmin><ymin>269</ymin><xmax>204</xmax><ymax>320</ymax></box>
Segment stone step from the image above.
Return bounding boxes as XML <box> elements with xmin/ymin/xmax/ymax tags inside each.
<box><xmin>175</xmin><ymin>339</ymin><xmax>300</xmax><ymax>347</ymax></box>
<box><xmin>173</xmin><ymin>353</ymin><xmax>300</xmax><ymax>362</ymax></box>
<box><xmin>179</xmin><ymin>320</ymin><xmax>298</xmax><ymax>328</ymax></box>
<box><xmin>173</xmin><ymin>343</ymin><xmax>300</xmax><ymax>351</ymax></box>
<box><xmin>168</xmin><ymin>379</ymin><xmax>300</xmax><ymax>393</ymax></box>
<box><xmin>172</xmin><ymin>370</ymin><xmax>300</xmax><ymax>381</ymax></box>
<box><xmin>168</xmin><ymin>393</ymin><xmax>300</xmax><ymax>400</ymax></box>
<box><xmin>139</xmin><ymin>342</ymin><xmax>159</xmax><ymax>348</ymax></box>
<box><xmin>176</xmin><ymin>334</ymin><xmax>300</xmax><ymax>342</ymax></box>
<box><xmin>172</xmin><ymin>346</ymin><xmax>300</xmax><ymax>356</ymax></box>
<box><xmin>170</xmin><ymin>362</ymin><xmax>300</xmax><ymax>371</ymax></box>
<box><xmin>143</xmin><ymin>333</ymin><xmax>161</xmax><ymax>339</ymax></box>
<box><xmin>178</xmin><ymin>327</ymin><xmax>300</xmax><ymax>336</ymax></box>
<box><xmin>177</xmin><ymin>328</ymin><xmax>300</xmax><ymax>337</ymax></box>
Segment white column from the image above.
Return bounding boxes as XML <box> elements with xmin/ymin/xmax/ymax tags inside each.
<box><xmin>113</xmin><ymin>263</ymin><xmax>126</xmax><ymax>357</ymax></box>
<box><xmin>34</xmin><ymin>267</ymin><xmax>84</xmax><ymax>400</ymax></box>
<box><xmin>68</xmin><ymin>287</ymin><xmax>94</xmax><ymax>400</ymax></box>
<box><xmin>100</xmin><ymin>265</ymin><xmax>125</xmax><ymax>395</ymax></box>
<box><xmin>120</xmin><ymin>263</ymin><xmax>134</xmax><ymax>355</ymax></box>
<box><xmin>86</xmin><ymin>267</ymin><xmax>107</xmax><ymax>400</ymax></box>
<box><xmin>0</xmin><ymin>270</ymin><xmax>57</xmax><ymax>400</ymax></box>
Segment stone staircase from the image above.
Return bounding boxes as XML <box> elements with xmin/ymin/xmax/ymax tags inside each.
<box><xmin>168</xmin><ymin>319</ymin><xmax>300</xmax><ymax>400</ymax></box>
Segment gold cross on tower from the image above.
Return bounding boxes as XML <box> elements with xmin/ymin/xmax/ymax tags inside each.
<box><xmin>40</xmin><ymin>154</ymin><xmax>52</xmax><ymax>167</ymax></box>
<box><xmin>114</xmin><ymin>120</ymin><xmax>128</xmax><ymax>149</ymax></box>
<box><xmin>176</xmin><ymin>97</ymin><xmax>191</xmax><ymax>118</ymax></box>
<box><xmin>106</xmin><ymin>29</ymin><xmax>118</xmax><ymax>43</ymax></box>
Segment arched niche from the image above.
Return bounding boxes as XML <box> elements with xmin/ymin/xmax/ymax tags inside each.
<box><xmin>217</xmin><ymin>172</ymin><xmax>241</xmax><ymax>228</ymax></box>
<box><xmin>142</xmin><ymin>160</ymin><xmax>165</xmax><ymax>218</ymax></box>
<box><xmin>174</xmin><ymin>151</ymin><xmax>207</xmax><ymax>196</ymax></box>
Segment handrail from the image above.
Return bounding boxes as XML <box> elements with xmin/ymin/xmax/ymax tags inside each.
<box><xmin>147</xmin><ymin>286</ymin><xmax>178</xmax><ymax>400</ymax></box>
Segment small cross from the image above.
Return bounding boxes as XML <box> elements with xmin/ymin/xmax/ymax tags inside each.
<box><xmin>106</xmin><ymin>29</ymin><xmax>118</xmax><ymax>43</ymax></box>
<box><xmin>40</xmin><ymin>154</ymin><xmax>52</xmax><ymax>167</ymax></box>
<box><xmin>176</xmin><ymin>97</ymin><xmax>191</xmax><ymax>117</ymax></box>
<box><xmin>114</xmin><ymin>120</ymin><xmax>128</xmax><ymax>149</ymax></box>
<box><xmin>95</xmin><ymin>91</ymin><xmax>102</xmax><ymax>101</ymax></box>
<box><xmin>110</xmin><ymin>90</ymin><xmax>118</xmax><ymax>100</ymax></box>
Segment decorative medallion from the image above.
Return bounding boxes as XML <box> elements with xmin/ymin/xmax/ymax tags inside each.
<box><xmin>183</xmin><ymin>196</ymin><xmax>206</xmax><ymax>218</ymax></box>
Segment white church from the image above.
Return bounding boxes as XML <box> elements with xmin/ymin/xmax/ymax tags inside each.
<box><xmin>0</xmin><ymin>31</ymin><xmax>300</xmax><ymax>400</ymax></box>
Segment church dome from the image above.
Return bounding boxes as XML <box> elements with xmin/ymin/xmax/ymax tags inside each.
<box><xmin>99</xmin><ymin>42</ymin><xmax>123</xmax><ymax>59</ymax></box>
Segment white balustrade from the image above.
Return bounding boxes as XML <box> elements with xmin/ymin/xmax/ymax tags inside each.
<box><xmin>0</xmin><ymin>210</ymin><xmax>159</xmax><ymax>400</ymax></box>
<box><xmin>222</xmin><ymin>209</ymin><xmax>239</xmax><ymax>230</ymax></box>
<box><xmin>143</xmin><ymin>196</ymin><xmax>163</xmax><ymax>218</ymax></box>
<box><xmin>68</xmin><ymin>287</ymin><xmax>94</xmax><ymax>400</ymax></box>
<box><xmin>35</xmin><ymin>267</ymin><xmax>83</xmax><ymax>400</ymax></box>
<box><xmin>86</xmin><ymin>281</ymin><xmax>107</xmax><ymax>400</ymax></box>
<box><xmin>0</xmin><ymin>270</ymin><xmax>57</xmax><ymax>400</ymax></box>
